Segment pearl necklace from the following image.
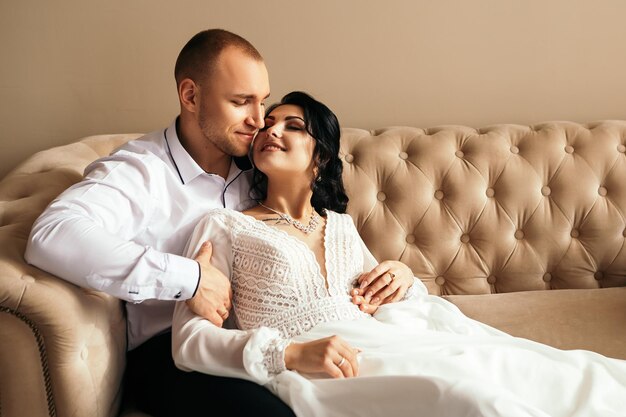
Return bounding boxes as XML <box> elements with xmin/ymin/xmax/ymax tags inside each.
<box><xmin>258</xmin><ymin>202</ymin><xmax>321</xmax><ymax>234</ymax></box>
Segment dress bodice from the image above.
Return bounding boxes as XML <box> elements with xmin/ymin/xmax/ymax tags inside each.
<box><xmin>211</xmin><ymin>209</ymin><xmax>370</xmax><ymax>339</ymax></box>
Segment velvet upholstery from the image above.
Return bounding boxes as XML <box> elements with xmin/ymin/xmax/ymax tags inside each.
<box><xmin>1</xmin><ymin>123</ymin><xmax>624</xmax><ymax>417</ymax></box>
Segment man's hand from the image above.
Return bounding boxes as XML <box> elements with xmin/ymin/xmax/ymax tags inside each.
<box><xmin>185</xmin><ymin>241</ymin><xmax>232</xmax><ymax>327</ymax></box>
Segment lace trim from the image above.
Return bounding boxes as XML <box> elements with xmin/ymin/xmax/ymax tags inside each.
<box><xmin>249</xmin><ymin>296</ymin><xmax>369</xmax><ymax>339</ymax></box>
<box><xmin>262</xmin><ymin>337</ymin><xmax>291</xmax><ymax>375</ymax></box>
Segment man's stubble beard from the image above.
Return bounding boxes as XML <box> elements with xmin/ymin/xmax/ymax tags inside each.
<box><xmin>197</xmin><ymin>111</ymin><xmax>248</xmax><ymax>158</ymax></box>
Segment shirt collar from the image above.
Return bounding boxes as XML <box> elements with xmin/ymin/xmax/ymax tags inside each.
<box><xmin>164</xmin><ymin>119</ymin><xmax>248</xmax><ymax>185</ymax></box>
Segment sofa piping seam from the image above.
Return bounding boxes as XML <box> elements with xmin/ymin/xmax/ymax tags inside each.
<box><xmin>0</xmin><ymin>306</ymin><xmax>57</xmax><ymax>417</ymax></box>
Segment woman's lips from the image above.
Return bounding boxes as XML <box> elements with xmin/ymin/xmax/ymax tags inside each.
<box><xmin>261</xmin><ymin>143</ymin><xmax>286</xmax><ymax>151</ymax></box>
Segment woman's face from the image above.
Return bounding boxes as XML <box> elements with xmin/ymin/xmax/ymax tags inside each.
<box><xmin>252</xmin><ymin>104</ymin><xmax>317</xmax><ymax>182</ymax></box>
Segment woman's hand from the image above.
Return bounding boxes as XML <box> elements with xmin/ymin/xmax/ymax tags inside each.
<box><xmin>352</xmin><ymin>261</ymin><xmax>414</xmax><ymax>309</ymax></box>
<box><xmin>284</xmin><ymin>335</ymin><xmax>360</xmax><ymax>378</ymax></box>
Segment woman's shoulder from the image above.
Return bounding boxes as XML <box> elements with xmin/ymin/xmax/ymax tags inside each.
<box><xmin>197</xmin><ymin>207</ymin><xmax>245</xmax><ymax>228</ymax></box>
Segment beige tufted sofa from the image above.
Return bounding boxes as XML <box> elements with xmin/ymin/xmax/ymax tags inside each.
<box><xmin>1</xmin><ymin>121</ymin><xmax>625</xmax><ymax>417</ymax></box>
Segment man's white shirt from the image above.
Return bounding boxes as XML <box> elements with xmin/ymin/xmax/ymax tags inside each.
<box><xmin>25</xmin><ymin>120</ymin><xmax>254</xmax><ymax>349</ymax></box>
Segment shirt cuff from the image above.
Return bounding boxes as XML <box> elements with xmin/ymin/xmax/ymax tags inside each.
<box><xmin>192</xmin><ymin>261</ymin><xmax>201</xmax><ymax>297</ymax></box>
<box><xmin>162</xmin><ymin>253</ymin><xmax>201</xmax><ymax>301</ymax></box>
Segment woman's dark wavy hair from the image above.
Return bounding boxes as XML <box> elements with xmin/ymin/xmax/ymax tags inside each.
<box><xmin>250</xmin><ymin>91</ymin><xmax>349</xmax><ymax>213</ymax></box>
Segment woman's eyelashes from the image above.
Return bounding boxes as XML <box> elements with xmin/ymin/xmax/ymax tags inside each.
<box><xmin>258</xmin><ymin>122</ymin><xmax>303</xmax><ymax>133</ymax></box>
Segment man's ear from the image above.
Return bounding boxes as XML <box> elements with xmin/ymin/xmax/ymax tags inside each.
<box><xmin>179</xmin><ymin>78</ymin><xmax>199</xmax><ymax>113</ymax></box>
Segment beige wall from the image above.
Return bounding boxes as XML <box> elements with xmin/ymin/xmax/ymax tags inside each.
<box><xmin>2</xmin><ymin>0</ymin><xmax>626</xmax><ymax>179</ymax></box>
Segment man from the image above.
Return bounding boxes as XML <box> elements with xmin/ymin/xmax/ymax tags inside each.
<box><xmin>25</xmin><ymin>29</ymin><xmax>295</xmax><ymax>417</ymax></box>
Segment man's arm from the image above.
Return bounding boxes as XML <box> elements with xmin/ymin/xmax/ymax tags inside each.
<box><xmin>25</xmin><ymin>155</ymin><xmax>199</xmax><ymax>303</ymax></box>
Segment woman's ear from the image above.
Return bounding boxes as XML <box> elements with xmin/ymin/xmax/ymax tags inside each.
<box><xmin>178</xmin><ymin>78</ymin><xmax>199</xmax><ymax>113</ymax></box>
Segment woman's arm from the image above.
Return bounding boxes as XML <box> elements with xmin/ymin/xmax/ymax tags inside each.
<box><xmin>173</xmin><ymin>301</ymin><xmax>290</xmax><ymax>384</ymax></box>
<box><xmin>172</xmin><ymin>211</ymin><xmax>291</xmax><ymax>384</ymax></box>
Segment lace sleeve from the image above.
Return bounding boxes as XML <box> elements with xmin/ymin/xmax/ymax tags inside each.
<box><xmin>173</xmin><ymin>302</ymin><xmax>291</xmax><ymax>384</ymax></box>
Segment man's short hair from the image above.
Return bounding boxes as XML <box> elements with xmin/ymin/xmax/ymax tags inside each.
<box><xmin>174</xmin><ymin>29</ymin><xmax>263</xmax><ymax>86</ymax></box>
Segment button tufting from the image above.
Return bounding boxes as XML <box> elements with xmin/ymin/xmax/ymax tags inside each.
<box><xmin>594</xmin><ymin>271</ymin><xmax>604</xmax><ymax>280</ymax></box>
<box><xmin>514</xmin><ymin>230</ymin><xmax>524</xmax><ymax>239</ymax></box>
<box><xmin>618</xmin><ymin>144</ymin><xmax>626</xmax><ymax>153</ymax></box>
<box><xmin>81</xmin><ymin>348</ymin><xmax>88</xmax><ymax>360</ymax></box>
<box><xmin>434</xmin><ymin>190</ymin><xmax>444</xmax><ymax>200</ymax></box>
<box><xmin>435</xmin><ymin>276</ymin><xmax>446</xmax><ymax>286</ymax></box>
<box><xmin>21</xmin><ymin>275</ymin><xmax>36</xmax><ymax>283</ymax></box>
<box><xmin>570</xmin><ymin>229</ymin><xmax>580</xmax><ymax>238</ymax></box>
<box><xmin>623</xmin><ymin>228</ymin><xmax>626</xmax><ymax>237</ymax></box>
<box><xmin>377</xmin><ymin>192</ymin><xmax>387</xmax><ymax>202</ymax></box>
<box><xmin>487</xmin><ymin>275</ymin><xmax>497</xmax><ymax>284</ymax></box>
<box><xmin>486</xmin><ymin>188</ymin><xmax>495</xmax><ymax>197</ymax></box>
<box><xmin>541</xmin><ymin>186</ymin><xmax>551</xmax><ymax>196</ymax></box>
<box><xmin>564</xmin><ymin>145</ymin><xmax>574</xmax><ymax>154</ymax></box>
<box><xmin>405</xmin><ymin>235</ymin><xmax>416</xmax><ymax>244</ymax></box>
<box><xmin>510</xmin><ymin>146</ymin><xmax>519</xmax><ymax>154</ymax></box>
<box><xmin>399</xmin><ymin>151</ymin><xmax>408</xmax><ymax>160</ymax></box>
<box><xmin>344</xmin><ymin>154</ymin><xmax>354</xmax><ymax>163</ymax></box>
<box><xmin>543</xmin><ymin>273</ymin><xmax>552</xmax><ymax>282</ymax></box>
<box><xmin>598</xmin><ymin>187</ymin><xmax>607</xmax><ymax>196</ymax></box>
<box><xmin>455</xmin><ymin>150</ymin><xmax>465</xmax><ymax>158</ymax></box>
<box><xmin>460</xmin><ymin>234</ymin><xmax>470</xmax><ymax>243</ymax></box>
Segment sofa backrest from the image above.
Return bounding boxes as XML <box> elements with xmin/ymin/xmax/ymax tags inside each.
<box><xmin>341</xmin><ymin>121</ymin><xmax>626</xmax><ymax>295</ymax></box>
<box><xmin>3</xmin><ymin>122</ymin><xmax>625</xmax><ymax>299</ymax></box>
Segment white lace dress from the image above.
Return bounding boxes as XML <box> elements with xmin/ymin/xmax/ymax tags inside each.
<box><xmin>172</xmin><ymin>208</ymin><xmax>626</xmax><ymax>417</ymax></box>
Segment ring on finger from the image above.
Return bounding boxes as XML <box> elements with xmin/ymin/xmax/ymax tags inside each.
<box><xmin>337</xmin><ymin>356</ymin><xmax>346</xmax><ymax>367</ymax></box>
<box><xmin>388</xmin><ymin>272</ymin><xmax>395</xmax><ymax>284</ymax></box>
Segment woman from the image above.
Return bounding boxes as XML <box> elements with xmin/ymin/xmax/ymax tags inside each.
<box><xmin>172</xmin><ymin>92</ymin><xmax>626</xmax><ymax>417</ymax></box>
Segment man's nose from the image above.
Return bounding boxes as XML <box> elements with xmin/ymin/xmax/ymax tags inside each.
<box><xmin>247</xmin><ymin>104</ymin><xmax>265</xmax><ymax>129</ymax></box>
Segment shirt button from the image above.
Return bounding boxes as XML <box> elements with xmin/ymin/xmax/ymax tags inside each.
<box><xmin>175</xmin><ymin>291</ymin><xmax>182</xmax><ymax>299</ymax></box>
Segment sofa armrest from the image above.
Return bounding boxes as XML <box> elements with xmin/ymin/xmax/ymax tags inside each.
<box><xmin>0</xmin><ymin>135</ymin><xmax>138</xmax><ymax>417</ymax></box>
<box><xmin>444</xmin><ymin>287</ymin><xmax>626</xmax><ymax>360</ymax></box>
<box><xmin>0</xmin><ymin>261</ymin><xmax>126</xmax><ymax>417</ymax></box>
